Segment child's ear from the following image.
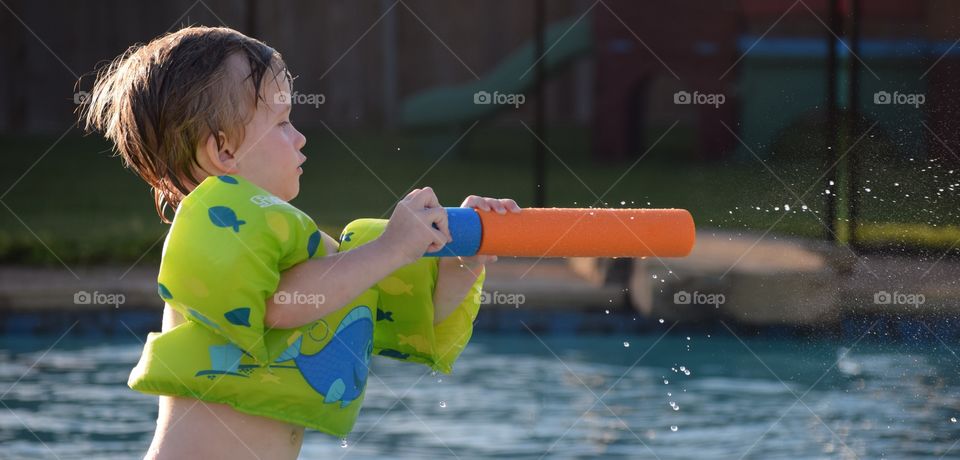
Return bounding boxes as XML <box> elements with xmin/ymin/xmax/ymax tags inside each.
<box><xmin>203</xmin><ymin>131</ymin><xmax>240</xmax><ymax>174</ymax></box>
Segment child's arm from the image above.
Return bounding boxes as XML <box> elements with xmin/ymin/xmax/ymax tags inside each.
<box><xmin>265</xmin><ymin>187</ymin><xmax>452</xmax><ymax>329</ymax></box>
<box><xmin>433</xmin><ymin>257</ymin><xmax>484</xmax><ymax>324</ymax></box>
<box><xmin>432</xmin><ymin>195</ymin><xmax>520</xmax><ymax>323</ymax></box>
<box><xmin>265</xmin><ymin>236</ymin><xmax>403</xmax><ymax>328</ymax></box>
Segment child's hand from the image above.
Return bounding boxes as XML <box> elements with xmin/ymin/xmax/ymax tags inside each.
<box><xmin>458</xmin><ymin>195</ymin><xmax>521</xmax><ymax>266</ymax></box>
<box><xmin>461</xmin><ymin>195</ymin><xmax>521</xmax><ymax>215</ymax></box>
<box><xmin>381</xmin><ymin>187</ymin><xmax>452</xmax><ymax>265</ymax></box>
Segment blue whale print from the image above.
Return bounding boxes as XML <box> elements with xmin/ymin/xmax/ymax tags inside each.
<box><xmin>157</xmin><ymin>283</ymin><xmax>173</xmax><ymax>300</ymax></box>
<box><xmin>376</xmin><ymin>307</ymin><xmax>393</xmax><ymax>322</ymax></box>
<box><xmin>276</xmin><ymin>306</ymin><xmax>374</xmax><ymax>407</ymax></box>
<box><xmin>307</xmin><ymin>230</ymin><xmax>321</xmax><ymax>258</ymax></box>
<box><xmin>224</xmin><ymin>307</ymin><xmax>252</xmax><ymax>327</ymax></box>
<box><xmin>208</xmin><ymin>206</ymin><xmax>246</xmax><ymax>232</ymax></box>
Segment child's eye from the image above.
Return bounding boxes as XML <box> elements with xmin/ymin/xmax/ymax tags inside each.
<box><xmin>279</xmin><ymin>121</ymin><xmax>290</xmax><ymax>127</ymax></box>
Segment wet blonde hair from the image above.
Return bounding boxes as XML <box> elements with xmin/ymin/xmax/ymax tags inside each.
<box><xmin>80</xmin><ymin>26</ymin><xmax>292</xmax><ymax>222</ymax></box>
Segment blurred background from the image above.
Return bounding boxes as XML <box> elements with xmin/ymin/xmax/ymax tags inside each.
<box><xmin>1</xmin><ymin>0</ymin><xmax>960</xmax><ymax>458</ymax></box>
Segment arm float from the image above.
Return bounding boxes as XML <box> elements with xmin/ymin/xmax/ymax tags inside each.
<box><xmin>426</xmin><ymin>207</ymin><xmax>695</xmax><ymax>258</ymax></box>
<box><xmin>129</xmin><ymin>175</ymin><xmax>483</xmax><ymax>438</ymax></box>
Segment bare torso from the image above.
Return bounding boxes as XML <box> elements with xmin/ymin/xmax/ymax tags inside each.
<box><xmin>144</xmin><ymin>234</ymin><xmax>343</xmax><ymax>459</ymax></box>
<box><xmin>143</xmin><ymin>305</ymin><xmax>305</xmax><ymax>460</ymax></box>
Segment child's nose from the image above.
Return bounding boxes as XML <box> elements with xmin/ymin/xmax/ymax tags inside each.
<box><xmin>294</xmin><ymin>128</ymin><xmax>307</xmax><ymax>150</ymax></box>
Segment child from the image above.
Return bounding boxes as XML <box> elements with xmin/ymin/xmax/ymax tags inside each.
<box><xmin>80</xmin><ymin>26</ymin><xmax>519</xmax><ymax>459</ymax></box>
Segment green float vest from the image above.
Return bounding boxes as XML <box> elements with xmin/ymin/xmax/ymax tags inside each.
<box><xmin>128</xmin><ymin>175</ymin><xmax>484</xmax><ymax>437</ymax></box>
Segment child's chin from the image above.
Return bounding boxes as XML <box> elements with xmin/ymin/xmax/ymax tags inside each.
<box><xmin>287</xmin><ymin>183</ymin><xmax>300</xmax><ymax>201</ymax></box>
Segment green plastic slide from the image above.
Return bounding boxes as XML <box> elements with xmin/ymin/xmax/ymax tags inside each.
<box><xmin>400</xmin><ymin>16</ymin><xmax>592</xmax><ymax>127</ymax></box>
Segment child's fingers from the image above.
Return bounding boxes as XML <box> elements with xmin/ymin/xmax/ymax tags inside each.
<box><xmin>420</xmin><ymin>186</ymin><xmax>441</xmax><ymax>209</ymax></box>
<box><xmin>461</xmin><ymin>195</ymin><xmax>519</xmax><ymax>214</ymax></box>
<box><xmin>488</xmin><ymin>198</ymin><xmax>507</xmax><ymax>215</ymax></box>
<box><xmin>461</xmin><ymin>195</ymin><xmax>488</xmax><ymax>211</ymax></box>
<box><xmin>408</xmin><ymin>186</ymin><xmax>441</xmax><ymax>209</ymax></box>
<box><xmin>501</xmin><ymin>199</ymin><xmax>521</xmax><ymax>212</ymax></box>
<box><xmin>424</xmin><ymin>207</ymin><xmax>452</xmax><ymax>243</ymax></box>
<box><xmin>426</xmin><ymin>227</ymin><xmax>448</xmax><ymax>252</ymax></box>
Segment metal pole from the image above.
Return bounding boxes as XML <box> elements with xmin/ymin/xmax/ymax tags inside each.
<box><xmin>847</xmin><ymin>0</ymin><xmax>861</xmax><ymax>248</ymax></box>
<box><xmin>245</xmin><ymin>0</ymin><xmax>257</xmax><ymax>37</ymax></box>
<box><xmin>381</xmin><ymin>0</ymin><xmax>398</xmax><ymax>129</ymax></box>
<box><xmin>533</xmin><ymin>0</ymin><xmax>547</xmax><ymax>207</ymax></box>
<box><xmin>825</xmin><ymin>0</ymin><xmax>840</xmax><ymax>242</ymax></box>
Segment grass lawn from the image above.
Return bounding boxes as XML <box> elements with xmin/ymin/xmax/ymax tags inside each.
<box><xmin>1</xmin><ymin>124</ymin><xmax>957</xmax><ymax>265</ymax></box>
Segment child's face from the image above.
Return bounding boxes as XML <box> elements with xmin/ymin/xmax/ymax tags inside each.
<box><xmin>223</xmin><ymin>58</ymin><xmax>307</xmax><ymax>201</ymax></box>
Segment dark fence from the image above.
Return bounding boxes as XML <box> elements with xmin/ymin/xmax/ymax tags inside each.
<box><xmin>0</xmin><ymin>0</ymin><xmax>594</xmax><ymax>133</ymax></box>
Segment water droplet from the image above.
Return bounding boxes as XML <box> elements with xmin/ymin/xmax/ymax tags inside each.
<box><xmin>620</xmin><ymin>200</ymin><xmax>626</xmax><ymax>205</ymax></box>
<box><xmin>652</xmin><ymin>274</ymin><xmax>658</xmax><ymax>279</ymax></box>
<box><xmin>952</xmin><ymin>417</ymin><xmax>957</xmax><ymax>423</ymax></box>
<box><xmin>340</xmin><ymin>438</ymin><xmax>349</xmax><ymax>448</ymax></box>
<box><xmin>669</xmin><ymin>401</ymin><xmax>679</xmax><ymax>411</ymax></box>
<box><xmin>663</xmin><ymin>379</ymin><xmax>669</xmax><ymax>384</ymax></box>
<box><xmin>659</xmin><ymin>319</ymin><xmax>665</xmax><ymax>324</ymax></box>
<box><xmin>623</xmin><ymin>341</ymin><xmax>631</xmax><ymax>348</ymax></box>
<box><xmin>670</xmin><ymin>425</ymin><xmax>678</xmax><ymax>432</ymax></box>
<box><xmin>783</xmin><ymin>204</ymin><xmax>791</xmax><ymax>211</ymax></box>
<box><xmin>439</xmin><ymin>401</ymin><xmax>447</xmax><ymax>408</ymax></box>
<box><xmin>605</xmin><ymin>309</ymin><xmax>610</xmax><ymax>314</ymax></box>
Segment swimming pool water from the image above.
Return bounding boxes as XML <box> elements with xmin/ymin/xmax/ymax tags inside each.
<box><xmin>1</xmin><ymin>330</ymin><xmax>958</xmax><ymax>459</ymax></box>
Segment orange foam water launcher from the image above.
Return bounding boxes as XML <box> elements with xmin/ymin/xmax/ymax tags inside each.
<box><xmin>424</xmin><ymin>207</ymin><xmax>695</xmax><ymax>258</ymax></box>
